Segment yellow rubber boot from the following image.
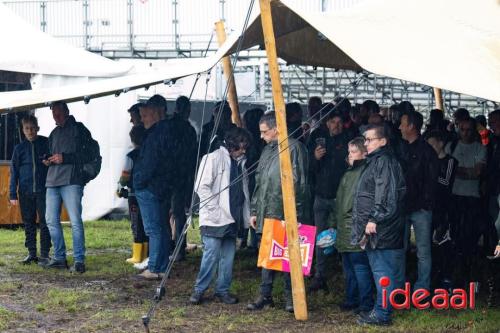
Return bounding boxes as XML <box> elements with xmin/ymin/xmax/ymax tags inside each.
<box><xmin>141</xmin><ymin>242</ymin><xmax>149</xmax><ymax>262</ymax></box>
<box><xmin>126</xmin><ymin>243</ymin><xmax>143</xmax><ymax>264</ymax></box>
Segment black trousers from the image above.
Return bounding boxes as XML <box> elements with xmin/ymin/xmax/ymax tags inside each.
<box><xmin>19</xmin><ymin>192</ymin><xmax>51</xmax><ymax>257</ymax></box>
<box><xmin>171</xmin><ymin>188</ymin><xmax>187</xmax><ymax>258</ymax></box>
<box><xmin>128</xmin><ymin>195</ymin><xmax>148</xmax><ymax>243</ymax></box>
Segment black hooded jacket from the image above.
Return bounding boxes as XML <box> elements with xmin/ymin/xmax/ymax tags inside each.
<box><xmin>351</xmin><ymin>145</ymin><xmax>406</xmax><ymax>250</ymax></box>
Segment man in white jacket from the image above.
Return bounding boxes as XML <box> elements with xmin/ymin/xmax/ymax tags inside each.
<box><xmin>190</xmin><ymin>127</ymin><xmax>252</xmax><ymax>305</ymax></box>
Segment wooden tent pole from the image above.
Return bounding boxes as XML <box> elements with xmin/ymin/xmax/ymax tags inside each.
<box><xmin>434</xmin><ymin>87</ymin><xmax>444</xmax><ymax>112</ymax></box>
<box><xmin>215</xmin><ymin>20</ymin><xmax>242</xmax><ymax>127</ymax></box>
<box><xmin>259</xmin><ymin>0</ymin><xmax>308</xmax><ymax>320</ymax></box>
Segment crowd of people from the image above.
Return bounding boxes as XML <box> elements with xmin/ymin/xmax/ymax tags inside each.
<box><xmin>9</xmin><ymin>94</ymin><xmax>500</xmax><ymax>327</ymax></box>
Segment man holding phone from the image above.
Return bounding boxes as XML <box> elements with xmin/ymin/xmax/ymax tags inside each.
<box><xmin>309</xmin><ymin>111</ymin><xmax>349</xmax><ymax>292</ymax></box>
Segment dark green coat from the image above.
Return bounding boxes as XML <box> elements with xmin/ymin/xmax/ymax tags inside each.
<box><xmin>251</xmin><ymin>139</ymin><xmax>311</xmax><ymax>233</ymax></box>
<box><xmin>329</xmin><ymin>159</ymin><xmax>366</xmax><ymax>253</ymax></box>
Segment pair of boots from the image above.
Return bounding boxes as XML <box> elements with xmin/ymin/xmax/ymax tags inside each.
<box><xmin>126</xmin><ymin>242</ymin><xmax>148</xmax><ymax>264</ymax></box>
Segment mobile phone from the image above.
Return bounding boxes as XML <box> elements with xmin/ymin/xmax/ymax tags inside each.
<box><xmin>315</xmin><ymin>137</ymin><xmax>326</xmax><ymax>149</ymax></box>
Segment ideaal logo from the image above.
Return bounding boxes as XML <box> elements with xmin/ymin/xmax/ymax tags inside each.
<box><xmin>380</xmin><ymin>277</ymin><xmax>475</xmax><ymax>310</ymax></box>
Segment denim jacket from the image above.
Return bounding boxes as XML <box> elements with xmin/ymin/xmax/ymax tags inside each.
<box><xmin>9</xmin><ymin>136</ymin><xmax>49</xmax><ymax>199</ymax></box>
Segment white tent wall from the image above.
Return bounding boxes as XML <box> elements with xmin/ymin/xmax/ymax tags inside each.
<box><xmin>28</xmin><ymin>58</ymin><xmax>257</xmax><ymax>221</ymax></box>
<box><xmin>33</xmin><ymin>81</ymin><xmax>135</xmax><ymax>221</ymax></box>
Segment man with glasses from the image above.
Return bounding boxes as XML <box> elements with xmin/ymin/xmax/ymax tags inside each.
<box><xmin>352</xmin><ymin>125</ymin><xmax>406</xmax><ymax>326</ymax></box>
<box><xmin>247</xmin><ymin>111</ymin><xmax>311</xmax><ymax>313</ymax></box>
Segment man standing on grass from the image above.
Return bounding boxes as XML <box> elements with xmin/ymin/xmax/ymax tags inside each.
<box><xmin>247</xmin><ymin>112</ymin><xmax>311</xmax><ymax>313</ymax></box>
<box><xmin>43</xmin><ymin>101</ymin><xmax>99</xmax><ymax>274</ymax></box>
<box><xmin>189</xmin><ymin>127</ymin><xmax>251</xmax><ymax>305</ymax></box>
<box><xmin>352</xmin><ymin>125</ymin><xmax>406</xmax><ymax>326</ymax></box>
<box><xmin>133</xmin><ymin>97</ymin><xmax>177</xmax><ymax>280</ymax></box>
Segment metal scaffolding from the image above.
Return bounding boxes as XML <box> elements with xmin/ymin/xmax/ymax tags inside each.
<box><xmin>3</xmin><ymin>0</ymin><xmax>497</xmax><ymax>115</ymax></box>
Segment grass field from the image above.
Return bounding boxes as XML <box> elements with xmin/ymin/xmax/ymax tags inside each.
<box><xmin>0</xmin><ymin>220</ymin><xmax>499</xmax><ymax>332</ymax></box>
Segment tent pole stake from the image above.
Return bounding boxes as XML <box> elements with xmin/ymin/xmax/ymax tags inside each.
<box><xmin>215</xmin><ymin>20</ymin><xmax>242</xmax><ymax>127</ymax></box>
<box><xmin>259</xmin><ymin>0</ymin><xmax>308</xmax><ymax>321</ymax></box>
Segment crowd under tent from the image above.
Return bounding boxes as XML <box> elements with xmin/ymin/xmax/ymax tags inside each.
<box><xmin>0</xmin><ymin>0</ymin><xmax>499</xmax><ymax>223</ymax></box>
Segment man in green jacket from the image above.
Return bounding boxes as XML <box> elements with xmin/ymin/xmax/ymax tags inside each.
<box><xmin>330</xmin><ymin>136</ymin><xmax>374</xmax><ymax>314</ymax></box>
<box><xmin>247</xmin><ymin>112</ymin><xmax>311</xmax><ymax>313</ymax></box>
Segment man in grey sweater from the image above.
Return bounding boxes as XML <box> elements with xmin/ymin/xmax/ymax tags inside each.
<box><xmin>42</xmin><ymin>101</ymin><xmax>96</xmax><ymax>274</ymax></box>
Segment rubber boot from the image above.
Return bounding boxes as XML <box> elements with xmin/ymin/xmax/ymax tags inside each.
<box><xmin>141</xmin><ymin>242</ymin><xmax>149</xmax><ymax>262</ymax></box>
<box><xmin>126</xmin><ymin>243</ymin><xmax>143</xmax><ymax>264</ymax></box>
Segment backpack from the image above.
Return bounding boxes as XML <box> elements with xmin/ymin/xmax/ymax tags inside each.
<box><xmin>77</xmin><ymin>123</ymin><xmax>102</xmax><ymax>184</ymax></box>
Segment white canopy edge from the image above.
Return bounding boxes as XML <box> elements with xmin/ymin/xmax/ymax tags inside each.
<box><xmin>0</xmin><ymin>35</ymin><xmax>239</xmax><ymax>113</ymax></box>
<box><xmin>218</xmin><ymin>0</ymin><xmax>500</xmax><ymax>103</ymax></box>
<box><xmin>0</xmin><ymin>2</ymin><xmax>132</xmax><ymax>77</ymax></box>
<box><xmin>286</xmin><ymin>0</ymin><xmax>500</xmax><ymax>103</ymax></box>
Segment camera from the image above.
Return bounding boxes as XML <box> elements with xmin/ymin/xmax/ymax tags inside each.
<box><xmin>117</xmin><ymin>187</ymin><xmax>129</xmax><ymax>199</ymax></box>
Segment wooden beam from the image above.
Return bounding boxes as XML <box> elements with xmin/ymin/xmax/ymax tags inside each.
<box><xmin>215</xmin><ymin>20</ymin><xmax>242</xmax><ymax>127</ymax></box>
<box><xmin>433</xmin><ymin>87</ymin><xmax>444</xmax><ymax>112</ymax></box>
<box><xmin>259</xmin><ymin>0</ymin><xmax>308</xmax><ymax>321</ymax></box>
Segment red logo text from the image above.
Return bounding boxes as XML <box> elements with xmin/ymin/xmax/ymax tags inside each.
<box><xmin>380</xmin><ymin>277</ymin><xmax>475</xmax><ymax>310</ymax></box>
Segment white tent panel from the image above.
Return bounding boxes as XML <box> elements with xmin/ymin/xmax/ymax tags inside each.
<box><xmin>0</xmin><ymin>51</ymin><xmax>229</xmax><ymax>113</ymax></box>
<box><xmin>285</xmin><ymin>0</ymin><xmax>500</xmax><ymax>102</ymax></box>
<box><xmin>0</xmin><ymin>2</ymin><xmax>131</xmax><ymax>77</ymax></box>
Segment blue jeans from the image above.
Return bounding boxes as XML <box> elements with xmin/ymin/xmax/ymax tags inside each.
<box><xmin>135</xmin><ymin>189</ymin><xmax>171</xmax><ymax>274</ymax></box>
<box><xmin>366</xmin><ymin>248</ymin><xmax>399</xmax><ymax>322</ymax></box>
<box><xmin>46</xmin><ymin>185</ymin><xmax>85</xmax><ymax>262</ymax></box>
<box><xmin>194</xmin><ymin>235</ymin><xmax>236</xmax><ymax>295</ymax></box>
<box><xmin>393</xmin><ymin>209</ymin><xmax>432</xmax><ymax>291</ymax></box>
<box><xmin>341</xmin><ymin>251</ymin><xmax>374</xmax><ymax>311</ymax></box>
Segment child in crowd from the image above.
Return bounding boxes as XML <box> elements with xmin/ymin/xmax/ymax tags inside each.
<box><xmin>10</xmin><ymin>115</ymin><xmax>51</xmax><ymax>265</ymax></box>
<box><xmin>118</xmin><ymin>125</ymin><xmax>148</xmax><ymax>267</ymax></box>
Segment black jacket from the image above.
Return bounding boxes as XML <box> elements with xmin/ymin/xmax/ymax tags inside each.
<box><xmin>400</xmin><ymin>136</ymin><xmax>439</xmax><ymax>213</ymax></box>
<box><xmin>133</xmin><ymin>120</ymin><xmax>176</xmax><ymax>199</ymax></box>
<box><xmin>352</xmin><ymin>146</ymin><xmax>406</xmax><ymax>250</ymax></box>
<box><xmin>9</xmin><ymin>136</ymin><xmax>49</xmax><ymax>199</ymax></box>
<box><xmin>487</xmin><ymin>135</ymin><xmax>500</xmax><ymax>196</ymax></box>
<box><xmin>199</xmin><ymin>120</ymin><xmax>236</xmax><ymax>159</ymax></box>
<box><xmin>170</xmin><ymin>114</ymin><xmax>198</xmax><ymax>194</ymax></box>
<box><xmin>309</xmin><ymin>131</ymin><xmax>349</xmax><ymax>199</ymax></box>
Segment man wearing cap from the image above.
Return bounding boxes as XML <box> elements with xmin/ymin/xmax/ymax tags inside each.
<box><xmin>133</xmin><ymin>95</ymin><xmax>176</xmax><ymax>279</ymax></box>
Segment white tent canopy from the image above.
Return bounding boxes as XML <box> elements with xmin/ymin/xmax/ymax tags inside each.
<box><xmin>1</xmin><ymin>0</ymin><xmax>499</xmax><ymax>113</ymax></box>
<box><xmin>220</xmin><ymin>0</ymin><xmax>500</xmax><ymax>102</ymax></box>
<box><xmin>0</xmin><ymin>2</ymin><xmax>131</xmax><ymax>77</ymax></box>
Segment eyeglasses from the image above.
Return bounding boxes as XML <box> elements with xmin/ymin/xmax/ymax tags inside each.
<box><xmin>260</xmin><ymin>128</ymin><xmax>273</xmax><ymax>135</ymax></box>
<box><xmin>364</xmin><ymin>137</ymin><xmax>382</xmax><ymax>143</ymax></box>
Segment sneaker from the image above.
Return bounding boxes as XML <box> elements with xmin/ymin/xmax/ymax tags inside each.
<box><xmin>20</xmin><ymin>255</ymin><xmax>38</xmax><ymax>265</ymax></box>
<box><xmin>70</xmin><ymin>262</ymin><xmax>86</xmax><ymax>274</ymax></box>
<box><xmin>189</xmin><ymin>291</ymin><xmax>203</xmax><ymax>305</ymax></box>
<box><xmin>44</xmin><ymin>259</ymin><xmax>68</xmax><ymax>270</ymax></box>
<box><xmin>134</xmin><ymin>257</ymin><xmax>149</xmax><ymax>271</ymax></box>
<box><xmin>357</xmin><ymin>310</ymin><xmax>391</xmax><ymax>326</ymax></box>
<box><xmin>307</xmin><ymin>277</ymin><xmax>329</xmax><ymax>293</ymax></box>
<box><xmin>37</xmin><ymin>257</ymin><xmax>50</xmax><ymax>267</ymax></box>
<box><xmin>136</xmin><ymin>269</ymin><xmax>161</xmax><ymax>280</ymax></box>
<box><xmin>214</xmin><ymin>293</ymin><xmax>239</xmax><ymax>304</ymax></box>
<box><xmin>247</xmin><ymin>295</ymin><xmax>274</xmax><ymax>310</ymax></box>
